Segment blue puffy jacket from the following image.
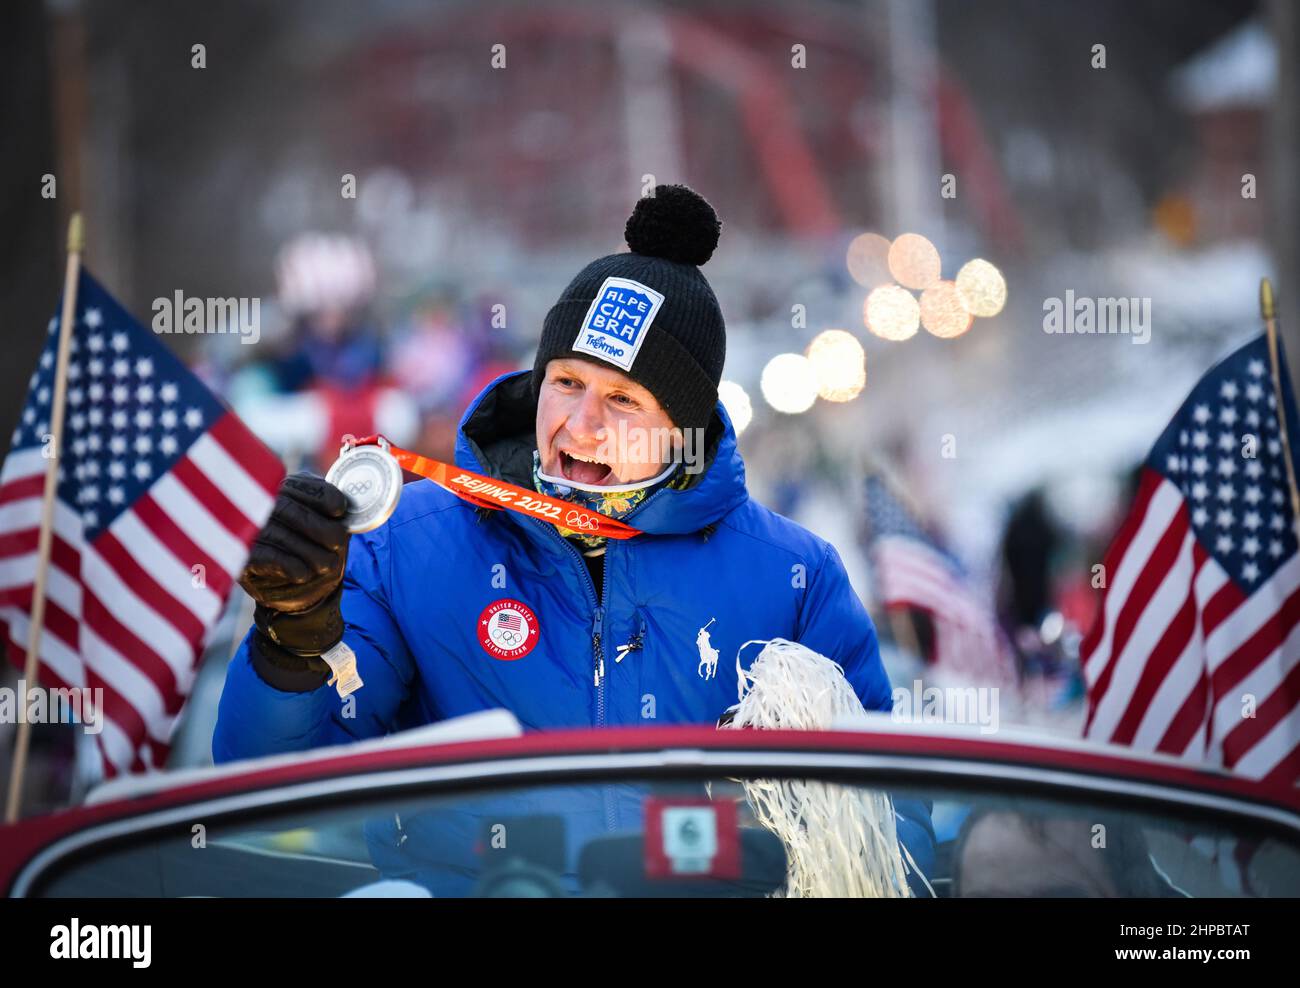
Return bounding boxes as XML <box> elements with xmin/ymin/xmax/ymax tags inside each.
<box><xmin>213</xmin><ymin>369</ymin><xmax>934</xmax><ymax>893</ymax></box>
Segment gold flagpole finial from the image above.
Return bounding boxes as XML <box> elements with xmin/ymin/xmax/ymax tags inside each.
<box><xmin>1261</xmin><ymin>277</ymin><xmax>1276</xmax><ymax>322</ymax></box>
<box><xmin>67</xmin><ymin>212</ymin><xmax>84</xmax><ymax>255</ymax></box>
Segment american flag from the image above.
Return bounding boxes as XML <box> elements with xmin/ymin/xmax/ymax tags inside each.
<box><xmin>497</xmin><ymin>612</ymin><xmax>521</xmax><ymax>631</ymax></box>
<box><xmin>862</xmin><ymin>474</ymin><xmax>1017</xmax><ymax>686</ymax></box>
<box><xmin>0</xmin><ymin>271</ymin><xmax>283</xmax><ymax>775</ymax></box>
<box><xmin>1082</xmin><ymin>335</ymin><xmax>1300</xmax><ymax>785</ymax></box>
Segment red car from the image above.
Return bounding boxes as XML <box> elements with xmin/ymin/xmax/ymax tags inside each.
<box><xmin>3</xmin><ymin>712</ymin><xmax>1298</xmax><ymax>898</ymax></box>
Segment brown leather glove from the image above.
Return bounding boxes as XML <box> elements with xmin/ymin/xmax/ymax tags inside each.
<box><xmin>240</xmin><ymin>472</ymin><xmax>350</xmax><ymax>662</ymax></box>
<box><xmin>240</xmin><ymin>472</ymin><xmax>351</xmax><ymax>613</ymax></box>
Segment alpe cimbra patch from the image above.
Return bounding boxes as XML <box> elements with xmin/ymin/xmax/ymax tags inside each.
<box><xmin>572</xmin><ymin>276</ymin><xmax>665</xmax><ymax>372</ymax></box>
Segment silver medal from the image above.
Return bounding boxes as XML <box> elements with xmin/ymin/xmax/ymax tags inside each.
<box><xmin>325</xmin><ymin>439</ymin><xmax>403</xmax><ymax>533</ymax></box>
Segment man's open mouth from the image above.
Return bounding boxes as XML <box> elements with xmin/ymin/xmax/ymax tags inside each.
<box><xmin>559</xmin><ymin>449</ymin><xmax>613</xmax><ymax>486</ymax></box>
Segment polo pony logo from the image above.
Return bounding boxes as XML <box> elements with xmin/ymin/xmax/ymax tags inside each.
<box><xmin>696</xmin><ymin>617</ymin><xmax>719</xmax><ymax>680</ymax></box>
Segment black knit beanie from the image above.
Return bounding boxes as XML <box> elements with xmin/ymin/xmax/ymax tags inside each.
<box><xmin>531</xmin><ymin>185</ymin><xmax>725</xmax><ymax>435</ymax></box>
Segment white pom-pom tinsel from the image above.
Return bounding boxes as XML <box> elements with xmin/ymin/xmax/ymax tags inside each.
<box><xmin>725</xmin><ymin>638</ymin><xmax>927</xmax><ymax>898</ymax></box>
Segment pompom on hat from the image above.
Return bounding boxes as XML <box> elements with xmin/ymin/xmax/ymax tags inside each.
<box><xmin>531</xmin><ymin>185</ymin><xmax>726</xmax><ymax>436</ymax></box>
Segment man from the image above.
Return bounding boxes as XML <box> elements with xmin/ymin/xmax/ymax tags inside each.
<box><xmin>213</xmin><ymin>185</ymin><xmax>933</xmax><ymax>892</ymax></box>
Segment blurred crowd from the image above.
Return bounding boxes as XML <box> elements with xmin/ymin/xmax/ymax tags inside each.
<box><xmin>193</xmin><ymin>233</ymin><xmax>522</xmax><ymax>475</ymax></box>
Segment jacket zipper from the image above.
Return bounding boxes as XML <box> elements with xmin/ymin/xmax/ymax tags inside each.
<box><xmin>528</xmin><ymin>520</ymin><xmax>616</xmax><ymax>829</ymax></box>
<box><xmin>528</xmin><ymin>481</ymin><xmax>673</xmax><ymax>695</ymax></box>
<box><xmin>526</xmin><ymin>518</ymin><xmax>604</xmax><ymax>712</ymax></box>
<box><xmin>592</xmin><ymin>604</ymin><xmax>605</xmax><ymax>692</ymax></box>
<box><xmin>584</xmin><ymin>481</ymin><xmax>671</xmax><ymax>690</ymax></box>
<box><xmin>523</xmin><ymin>484</ymin><xmax>675</xmax><ymax>833</ymax></box>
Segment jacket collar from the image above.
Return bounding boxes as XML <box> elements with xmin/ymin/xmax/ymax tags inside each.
<box><xmin>456</xmin><ymin>370</ymin><xmax>748</xmax><ymax>537</ymax></box>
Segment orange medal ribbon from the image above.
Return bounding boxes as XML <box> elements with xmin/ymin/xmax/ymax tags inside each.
<box><xmin>345</xmin><ymin>434</ymin><xmax>643</xmax><ymax>541</ymax></box>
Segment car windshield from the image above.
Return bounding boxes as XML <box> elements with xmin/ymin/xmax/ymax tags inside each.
<box><xmin>30</xmin><ymin>770</ymin><xmax>1300</xmax><ymax>898</ymax></box>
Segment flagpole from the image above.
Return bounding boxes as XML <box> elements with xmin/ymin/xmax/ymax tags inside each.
<box><xmin>5</xmin><ymin>214</ymin><xmax>84</xmax><ymax>824</ymax></box>
<box><xmin>1261</xmin><ymin>278</ymin><xmax>1300</xmax><ymax>541</ymax></box>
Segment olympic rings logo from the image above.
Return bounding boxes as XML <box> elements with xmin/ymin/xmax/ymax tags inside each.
<box><xmin>565</xmin><ymin>510</ymin><xmax>600</xmax><ymax>531</ymax></box>
<box><xmin>345</xmin><ymin>479</ymin><xmax>374</xmax><ymax>496</ymax></box>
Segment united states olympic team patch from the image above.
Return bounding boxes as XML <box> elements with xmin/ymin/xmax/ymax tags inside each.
<box><xmin>478</xmin><ymin>599</ymin><xmax>540</xmax><ymax>660</ymax></box>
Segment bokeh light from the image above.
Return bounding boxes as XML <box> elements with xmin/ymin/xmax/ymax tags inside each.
<box><xmin>760</xmin><ymin>353</ymin><xmax>819</xmax><ymax>414</ymax></box>
<box><xmin>718</xmin><ymin>379</ymin><xmax>753</xmax><ymax>434</ymax></box>
<box><xmin>864</xmin><ymin>284</ymin><xmax>920</xmax><ymax>341</ymax></box>
<box><xmin>845</xmin><ymin>232</ymin><xmax>892</xmax><ymax>289</ymax></box>
<box><xmin>806</xmin><ymin>329</ymin><xmax>866</xmax><ymax>401</ymax></box>
<box><xmin>887</xmin><ymin>233</ymin><xmax>941</xmax><ymax>290</ymax></box>
<box><xmin>955</xmin><ymin>258</ymin><xmax>1007</xmax><ymax>317</ymax></box>
<box><xmin>920</xmin><ymin>280</ymin><xmax>974</xmax><ymax>338</ymax></box>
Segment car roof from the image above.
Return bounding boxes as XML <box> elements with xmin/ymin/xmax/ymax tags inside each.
<box><xmin>86</xmin><ymin>708</ymin><xmax>525</xmax><ymax>805</ymax></box>
<box><xmin>5</xmin><ymin>713</ymin><xmax>1298</xmax><ymax>897</ymax></box>
<box><xmin>80</xmin><ymin>711</ymin><xmax>1297</xmax><ymax>810</ymax></box>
